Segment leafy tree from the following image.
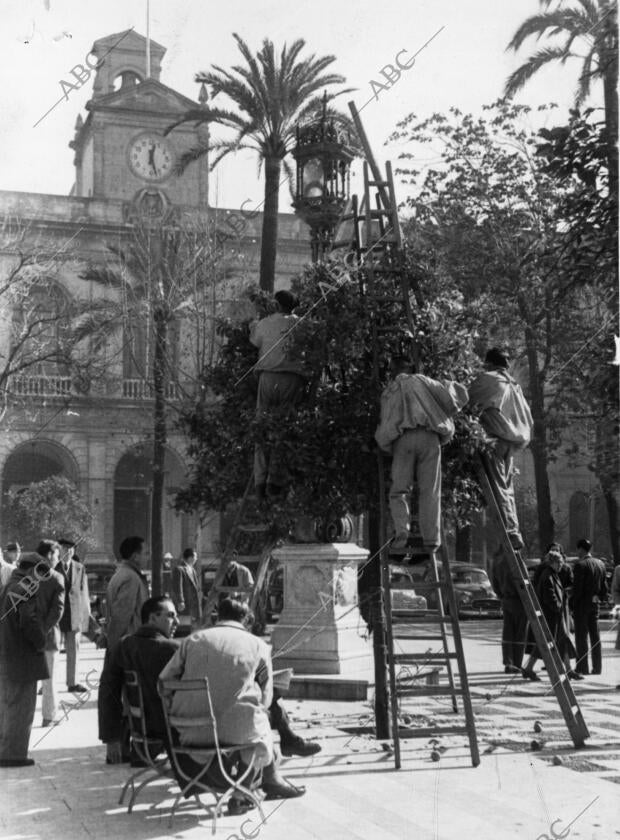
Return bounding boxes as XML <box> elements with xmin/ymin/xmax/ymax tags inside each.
<box><xmin>389</xmin><ymin>100</ymin><xmax>612</xmax><ymax>550</ymax></box>
<box><xmin>175</xmin><ymin>258</ymin><xmax>488</xmax><ymax>581</ymax></box>
<box><xmin>166</xmin><ymin>33</ymin><xmax>354</xmax><ymax>292</ymax></box>
<box><xmin>536</xmin><ymin>110</ymin><xmax>618</xmax><ymax>560</ymax></box>
<box><xmin>6</xmin><ymin>475</ymin><xmax>93</xmax><ymax>551</ymax></box>
<box><xmin>505</xmin><ymin>0</ymin><xmax>618</xmax><ymax>195</ymax></box>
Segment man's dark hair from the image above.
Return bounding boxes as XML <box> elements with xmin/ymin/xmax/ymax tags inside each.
<box><xmin>119</xmin><ymin>536</ymin><xmax>144</xmax><ymax>560</ymax></box>
<box><xmin>36</xmin><ymin>539</ymin><xmax>60</xmax><ymax>558</ymax></box>
<box><xmin>217</xmin><ymin>597</ymin><xmax>251</xmax><ymax>624</ymax></box>
<box><xmin>5</xmin><ymin>542</ymin><xmax>20</xmax><ymax>552</ymax></box>
<box><xmin>274</xmin><ymin>289</ymin><xmax>298</xmax><ymax>313</ymax></box>
<box><xmin>391</xmin><ymin>356</ymin><xmax>416</xmax><ymax>374</ymax></box>
<box><xmin>577</xmin><ymin>538</ymin><xmax>592</xmax><ymax>552</ymax></box>
<box><xmin>182</xmin><ymin>547</ymin><xmax>196</xmax><ymax>560</ymax></box>
<box><xmin>485</xmin><ymin>347</ymin><xmax>510</xmax><ymax>369</ymax></box>
<box><xmin>141</xmin><ymin>596</ymin><xmax>171</xmax><ymax>625</ymax></box>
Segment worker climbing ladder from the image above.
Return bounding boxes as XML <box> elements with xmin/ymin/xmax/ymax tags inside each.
<box><xmin>329</xmin><ymin>101</ymin><xmax>480</xmax><ymax>769</ymax></box>
<box><xmin>476</xmin><ymin>454</ymin><xmax>590</xmax><ymax>748</ymax></box>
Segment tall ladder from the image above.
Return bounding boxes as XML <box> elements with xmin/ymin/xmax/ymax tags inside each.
<box><xmin>476</xmin><ymin>455</ymin><xmax>590</xmax><ymax>748</ymax></box>
<box><xmin>330</xmin><ymin>101</ymin><xmax>480</xmax><ymax>769</ymax></box>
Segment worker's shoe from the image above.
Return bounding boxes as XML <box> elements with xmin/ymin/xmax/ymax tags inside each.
<box><xmin>227</xmin><ymin>797</ymin><xmax>257</xmax><ymax>816</ymax></box>
<box><xmin>567</xmin><ymin>670</ymin><xmax>584</xmax><ymax>680</ymax></box>
<box><xmin>68</xmin><ymin>684</ymin><xmax>88</xmax><ymax>693</ymax></box>
<box><xmin>391</xmin><ymin>532</ymin><xmax>410</xmax><ymax>551</ymax></box>
<box><xmin>504</xmin><ymin>664</ymin><xmax>521</xmax><ymax>674</ymax></box>
<box><xmin>41</xmin><ymin>719</ymin><xmax>58</xmax><ymax>727</ymax></box>
<box><xmin>281</xmin><ymin>736</ymin><xmax>322</xmax><ymax>757</ymax></box>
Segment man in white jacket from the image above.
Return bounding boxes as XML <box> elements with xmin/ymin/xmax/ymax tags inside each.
<box><xmin>375</xmin><ymin>357</ymin><xmax>468</xmax><ymax>552</ymax></box>
<box><xmin>469</xmin><ymin>348</ymin><xmax>533</xmax><ymax>550</ymax></box>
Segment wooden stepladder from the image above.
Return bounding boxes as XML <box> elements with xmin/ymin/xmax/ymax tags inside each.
<box><xmin>201</xmin><ymin>477</ymin><xmax>276</xmax><ymax>630</ymax></box>
<box><xmin>477</xmin><ymin>455</ymin><xmax>590</xmax><ymax>748</ymax></box>
<box><xmin>329</xmin><ymin>102</ymin><xmax>480</xmax><ymax>769</ymax></box>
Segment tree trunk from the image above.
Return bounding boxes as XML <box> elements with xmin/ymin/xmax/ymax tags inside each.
<box><xmin>365</xmin><ymin>501</ymin><xmax>390</xmax><ymax>740</ymax></box>
<box><xmin>151</xmin><ymin>307</ymin><xmax>168</xmax><ymax>596</ymax></box>
<box><xmin>259</xmin><ymin>157</ymin><xmax>282</xmax><ymax>293</ymax></box>
<box><xmin>524</xmin><ymin>333</ymin><xmax>555</xmax><ymax>549</ymax></box>
<box><xmin>602</xmin><ymin>13</ymin><xmax>619</xmax><ymax>204</ymax></box>
<box><xmin>601</xmin><ymin>486</ymin><xmax>620</xmax><ymax>566</ymax></box>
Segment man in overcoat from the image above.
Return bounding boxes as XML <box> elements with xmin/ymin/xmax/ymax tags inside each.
<box><xmin>572</xmin><ymin>538</ymin><xmax>608</xmax><ymax>675</ymax></box>
<box><xmin>172</xmin><ymin>548</ymin><xmax>203</xmax><ymax>629</ymax></box>
<box><xmin>104</xmin><ymin>536</ymin><xmax>149</xmax><ymax>651</ymax></box>
<box><xmin>0</xmin><ymin>545</ymin><xmax>64</xmax><ymax>765</ymax></box>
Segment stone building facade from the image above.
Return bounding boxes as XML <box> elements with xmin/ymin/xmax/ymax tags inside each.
<box><xmin>0</xmin><ymin>30</ymin><xmax>310</xmax><ymax>563</ymax></box>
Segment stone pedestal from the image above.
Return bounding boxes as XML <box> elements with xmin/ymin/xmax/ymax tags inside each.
<box><xmin>270</xmin><ymin>542</ymin><xmax>373</xmax><ymax>677</ymax></box>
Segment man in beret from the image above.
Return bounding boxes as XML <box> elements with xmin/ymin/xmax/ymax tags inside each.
<box><xmin>250</xmin><ymin>289</ymin><xmax>308</xmax><ymax>501</ymax></box>
<box><xmin>469</xmin><ymin>348</ymin><xmax>533</xmax><ymax>551</ymax></box>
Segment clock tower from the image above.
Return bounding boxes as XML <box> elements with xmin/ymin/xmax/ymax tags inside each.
<box><xmin>69</xmin><ymin>30</ymin><xmax>208</xmax><ymax>208</ymax></box>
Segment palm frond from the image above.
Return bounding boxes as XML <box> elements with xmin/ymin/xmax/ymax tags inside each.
<box><xmin>507</xmin><ymin>10</ymin><xmax>594</xmax><ymax>52</ymax></box>
<box><xmin>505</xmin><ymin>46</ymin><xmax>574</xmax><ymax>96</ymax></box>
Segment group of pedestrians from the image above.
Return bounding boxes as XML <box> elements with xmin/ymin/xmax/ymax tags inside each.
<box><xmin>493</xmin><ymin>538</ymin><xmax>612</xmax><ymax>681</ymax></box>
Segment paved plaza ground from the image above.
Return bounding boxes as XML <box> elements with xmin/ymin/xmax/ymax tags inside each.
<box><xmin>1</xmin><ymin>619</ymin><xmax>619</xmax><ymax>840</ymax></box>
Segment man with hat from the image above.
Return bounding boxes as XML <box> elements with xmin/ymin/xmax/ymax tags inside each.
<box><xmin>53</xmin><ymin>538</ymin><xmax>97</xmax><ymax>693</ymax></box>
<box><xmin>469</xmin><ymin>348</ymin><xmax>533</xmax><ymax>550</ymax></box>
<box><xmin>249</xmin><ymin>289</ymin><xmax>308</xmax><ymax>501</ymax></box>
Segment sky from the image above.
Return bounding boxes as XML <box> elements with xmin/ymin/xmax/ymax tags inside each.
<box><xmin>0</xmin><ymin>0</ymin><xmax>604</xmax><ymax>212</ymax></box>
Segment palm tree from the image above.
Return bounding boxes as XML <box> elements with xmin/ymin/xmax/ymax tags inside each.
<box><xmin>166</xmin><ymin>34</ymin><xmax>354</xmax><ymax>292</ymax></box>
<box><xmin>505</xmin><ymin>0</ymin><xmax>618</xmax><ymax>194</ymax></box>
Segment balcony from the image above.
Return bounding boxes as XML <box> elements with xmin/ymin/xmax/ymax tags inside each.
<box><xmin>122</xmin><ymin>379</ymin><xmax>181</xmax><ymax>400</ymax></box>
<box><xmin>9</xmin><ymin>374</ymin><xmax>73</xmax><ymax>397</ymax></box>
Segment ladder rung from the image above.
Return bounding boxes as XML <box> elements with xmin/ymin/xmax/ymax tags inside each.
<box><xmin>392</xmin><ymin>634</ymin><xmax>445</xmax><ymax>641</ymax></box>
<box><xmin>393</xmin><ymin>653</ymin><xmax>457</xmax><ymax>662</ymax></box>
<box><xmin>397</xmin><ymin>686</ymin><xmax>464</xmax><ymax>698</ymax></box>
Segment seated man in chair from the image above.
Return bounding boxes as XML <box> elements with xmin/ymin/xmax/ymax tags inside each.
<box><xmin>160</xmin><ymin>598</ymin><xmax>306</xmax><ymax>813</ymax></box>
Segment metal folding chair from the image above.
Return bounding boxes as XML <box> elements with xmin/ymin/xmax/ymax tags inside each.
<box><xmin>159</xmin><ymin>676</ymin><xmax>265</xmax><ymax>833</ymax></box>
<box><xmin>118</xmin><ymin>670</ymin><xmax>174</xmax><ymax>813</ymax></box>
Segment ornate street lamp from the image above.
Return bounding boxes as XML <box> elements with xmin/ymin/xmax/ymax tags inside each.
<box><xmin>292</xmin><ymin>94</ymin><xmax>355</xmax><ymax>262</ymax></box>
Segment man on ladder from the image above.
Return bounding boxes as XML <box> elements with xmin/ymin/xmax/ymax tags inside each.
<box><xmin>469</xmin><ymin>347</ymin><xmax>533</xmax><ymax>552</ymax></box>
<box><xmin>375</xmin><ymin>355</ymin><xmax>468</xmax><ymax>552</ymax></box>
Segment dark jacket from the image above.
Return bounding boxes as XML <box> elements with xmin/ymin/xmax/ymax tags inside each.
<box><xmin>172</xmin><ymin>562</ymin><xmax>203</xmax><ymax>622</ymax></box>
<box><xmin>491</xmin><ymin>550</ymin><xmax>522</xmax><ymax>602</ymax></box>
<box><xmin>98</xmin><ymin>625</ymin><xmax>179</xmax><ymax>742</ymax></box>
<box><xmin>572</xmin><ymin>554</ymin><xmax>608</xmax><ymax>613</ymax></box>
<box><xmin>527</xmin><ymin>563</ymin><xmax>573</xmax><ymax>658</ymax></box>
<box><xmin>0</xmin><ymin>555</ymin><xmax>64</xmax><ymax>682</ymax></box>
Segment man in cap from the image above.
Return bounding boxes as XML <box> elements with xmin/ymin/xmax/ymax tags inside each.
<box><xmin>375</xmin><ymin>356</ymin><xmax>468</xmax><ymax>552</ymax></box>
<box><xmin>469</xmin><ymin>348</ymin><xmax>533</xmax><ymax>551</ymax></box>
<box><xmin>55</xmin><ymin>538</ymin><xmax>98</xmax><ymax>693</ymax></box>
<box><xmin>572</xmin><ymin>538</ymin><xmax>608</xmax><ymax>676</ymax></box>
<box><xmin>249</xmin><ymin>289</ymin><xmax>307</xmax><ymax>501</ymax></box>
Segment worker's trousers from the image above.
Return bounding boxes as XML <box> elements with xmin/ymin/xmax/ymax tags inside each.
<box><xmin>254</xmin><ymin>371</ymin><xmax>305</xmax><ymax>488</ymax></box>
<box><xmin>41</xmin><ymin>650</ymin><xmax>57</xmax><ymax>722</ymax></box>
<box><xmin>485</xmin><ymin>439</ymin><xmax>522</xmax><ymax>538</ymax></box>
<box><xmin>389</xmin><ymin>429</ymin><xmax>441</xmax><ymax>547</ymax></box>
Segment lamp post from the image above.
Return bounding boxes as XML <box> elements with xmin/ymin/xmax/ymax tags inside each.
<box><xmin>292</xmin><ymin>94</ymin><xmax>354</xmax><ymax>262</ymax></box>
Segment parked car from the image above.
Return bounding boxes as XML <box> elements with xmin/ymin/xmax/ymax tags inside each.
<box><xmin>86</xmin><ymin>562</ymin><xmax>117</xmax><ymax>623</ymax></box>
<box><xmin>406</xmin><ymin>561</ymin><xmax>502</xmax><ymax>619</ymax></box>
<box><xmin>389</xmin><ymin>565</ymin><xmax>428</xmax><ymax>612</ymax></box>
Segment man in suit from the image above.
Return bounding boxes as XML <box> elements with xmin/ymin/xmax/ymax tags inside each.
<box><xmin>35</xmin><ymin>541</ymin><xmax>67</xmax><ymax>727</ymax></box>
<box><xmin>0</xmin><ymin>545</ymin><xmax>64</xmax><ymax>764</ymax></box>
<box><xmin>55</xmin><ymin>538</ymin><xmax>99</xmax><ymax>693</ymax></box>
<box><xmin>572</xmin><ymin>538</ymin><xmax>608</xmax><ymax>676</ymax></box>
<box><xmin>104</xmin><ymin>536</ymin><xmax>150</xmax><ymax>651</ymax></box>
<box><xmin>99</xmin><ymin>596</ymin><xmax>180</xmax><ymax>764</ymax></box>
<box><xmin>172</xmin><ymin>548</ymin><xmax>203</xmax><ymax>629</ymax></box>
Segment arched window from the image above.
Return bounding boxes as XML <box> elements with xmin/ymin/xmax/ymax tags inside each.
<box><xmin>113</xmin><ymin>71</ymin><xmax>142</xmax><ymax>91</ymax></box>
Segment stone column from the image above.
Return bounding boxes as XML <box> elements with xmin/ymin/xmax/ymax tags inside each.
<box><xmin>270</xmin><ymin>542</ymin><xmax>373</xmax><ymax>677</ymax></box>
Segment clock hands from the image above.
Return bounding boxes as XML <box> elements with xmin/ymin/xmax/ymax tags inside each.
<box><xmin>148</xmin><ymin>144</ymin><xmax>158</xmax><ymax>176</ymax></box>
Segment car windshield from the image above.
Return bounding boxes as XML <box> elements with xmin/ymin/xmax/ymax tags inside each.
<box><xmin>452</xmin><ymin>569</ymin><xmax>489</xmax><ymax>586</ymax></box>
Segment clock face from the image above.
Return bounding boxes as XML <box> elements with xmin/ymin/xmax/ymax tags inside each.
<box><xmin>128</xmin><ymin>133</ymin><xmax>174</xmax><ymax>182</ymax></box>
